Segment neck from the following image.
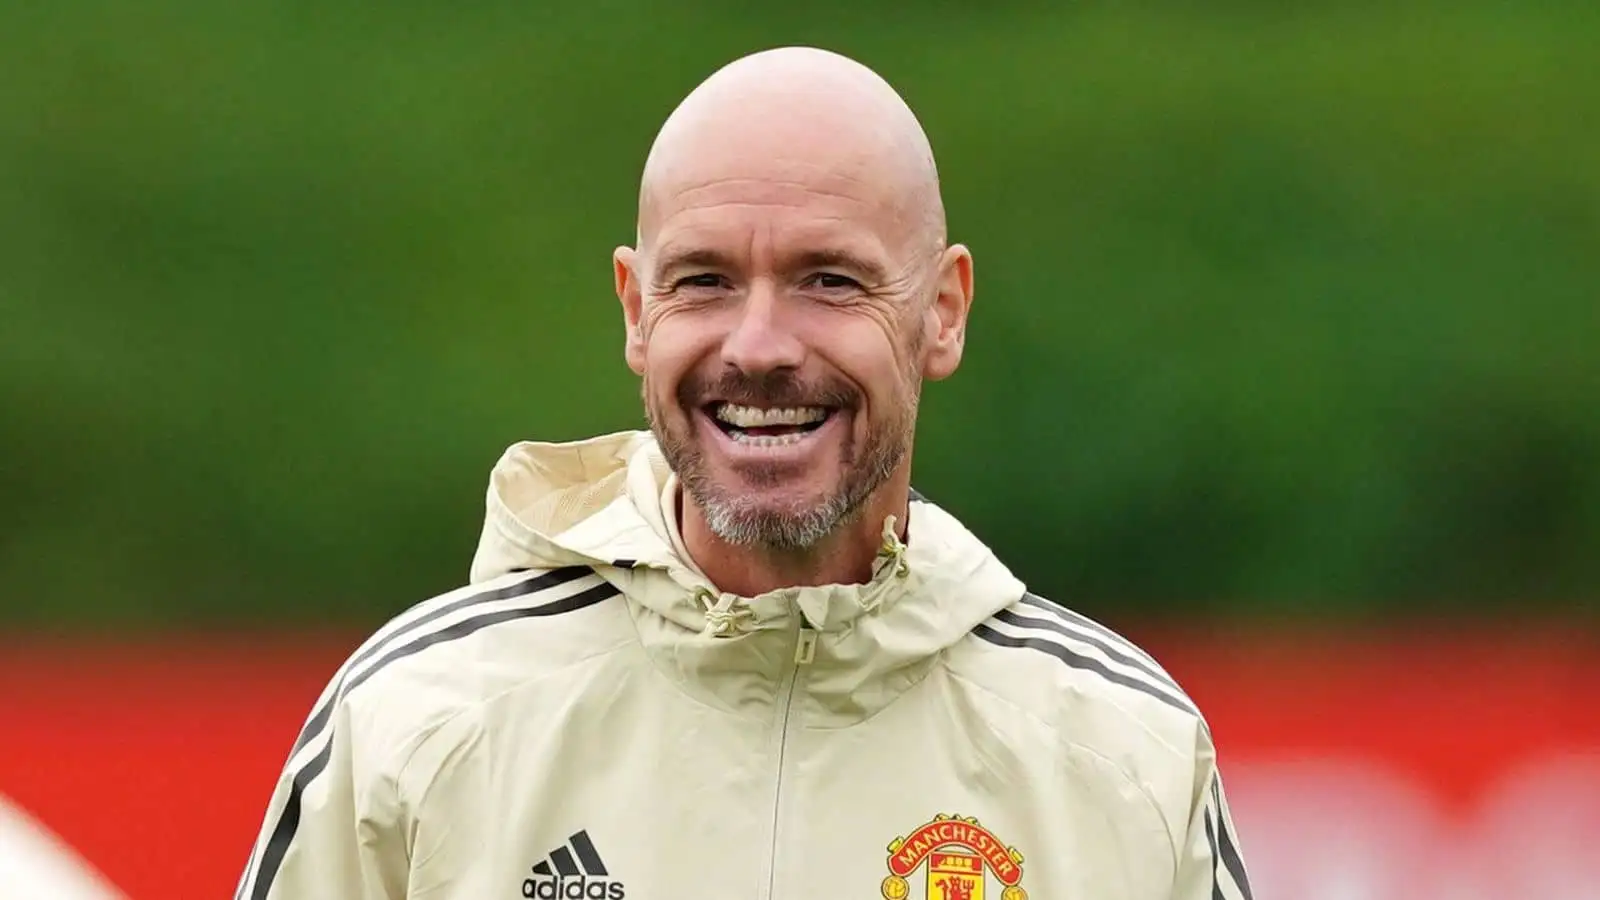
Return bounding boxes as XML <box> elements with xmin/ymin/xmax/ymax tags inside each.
<box><xmin>680</xmin><ymin>479</ymin><xmax>911</xmax><ymax>598</ymax></box>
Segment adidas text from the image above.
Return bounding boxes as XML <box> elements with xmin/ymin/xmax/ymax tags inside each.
<box><xmin>521</xmin><ymin>876</ymin><xmax>625</xmax><ymax>899</ymax></box>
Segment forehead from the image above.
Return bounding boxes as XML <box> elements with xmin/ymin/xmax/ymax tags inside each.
<box><xmin>642</xmin><ymin>145</ymin><xmax>919</xmax><ymax>266</ymax></box>
<box><xmin>654</xmin><ymin>188</ymin><xmax>886</xmax><ymax>263</ymax></box>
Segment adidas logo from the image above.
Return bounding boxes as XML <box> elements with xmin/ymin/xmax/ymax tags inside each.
<box><xmin>521</xmin><ymin>830</ymin><xmax>625</xmax><ymax>899</ymax></box>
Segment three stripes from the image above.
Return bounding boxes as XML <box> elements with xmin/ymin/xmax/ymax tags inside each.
<box><xmin>975</xmin><ymin>592</ymin><xmax>1252</xmax><ymax>899</ymax></box>
<box><xmin>529</xmin><ymin>829</ymin><xmax>611</xmax><ymax>879</ymax></box>
<box><xmin>1204</xmin><ymin>775</ymin><xmax>1253</xmax><ymax>900</ymax></box>
<box><xmin>974</xmin><ymin>593</ymin><xmax>1198</xmax><ymax>717</ymax></box>
<box><xmin>236</xmin><ymin>566</ymin><xmax>620</xmax><ymax>900</ymax></box>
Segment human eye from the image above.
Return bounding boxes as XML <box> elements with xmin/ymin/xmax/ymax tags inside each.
<box><xmin>804</xmin><ymin>272</ymin><xmax>862</xmax><ymax>292</ymax></box>
<box><xmin>674</xmin><ymin>273</ymin><xmax>727</xmax><ymax>290</ymax></box>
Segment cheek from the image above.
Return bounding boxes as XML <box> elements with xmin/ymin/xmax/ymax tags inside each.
<box><xmin>819</xmin><ymin>321</ymin><xmax>916</xmax><ymax>404</ymax></box>
<box><xmin>642</xmin><ymin>315</ymin><xmax>716</xmax><ymax>398</ymax></box>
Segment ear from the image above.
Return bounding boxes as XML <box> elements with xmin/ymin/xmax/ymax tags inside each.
<box><xmin>614</xmin><ymin>245</ymin><xmax>647</xmax><ymax>375</ymax></box>
<box><xmin>921</xmin><ymin>243</ymin><xmax>974</xmax><ymax>381</ymax></box>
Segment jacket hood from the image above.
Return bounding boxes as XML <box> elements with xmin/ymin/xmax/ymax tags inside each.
<box><xmin>470</xmin><ymin>430</ymin><xmax>670</xmax><ymax>581</ymax></box>
<box><xmin>469</xmin><ymin>430</ymin><xmax>1025</xmax><ymax>667</ymax></box>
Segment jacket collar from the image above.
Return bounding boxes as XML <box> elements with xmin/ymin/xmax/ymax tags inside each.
<box><xmin>469</xmin><ymin>431</ymin><xmax>1026</xmax><ymax>719</ymax></box>
<box><xmin>474</xmin><ymin>430</ymin><xmax>928</xmax><ymax>638</ymax></box>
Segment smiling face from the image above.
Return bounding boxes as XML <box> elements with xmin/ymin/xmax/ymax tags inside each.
<box><xmin>614</xmin><ymin>48</ymin><xmax>973</xmax><ymax>553</ymax></box>
<box><xmin>630</xmin><ymin>172</ymin><xmax>931</xmax><ymax>549</ymax></box>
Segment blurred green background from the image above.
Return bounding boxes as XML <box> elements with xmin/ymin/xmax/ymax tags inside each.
<box><xmin>3</xmin><ymin>1</ymin><xmax>1596</xmax><ymax>631</ymax></box>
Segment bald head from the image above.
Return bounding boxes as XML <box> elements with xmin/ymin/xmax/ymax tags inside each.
<box><xmin>636</xmin><ymin>47</ymin><xmax>946</xmax><ymax>258</ymax></box>
<box><xmin>613</xmin><ymin>49</ymin><xmax>976</xmax><ymax>565</ymax></box>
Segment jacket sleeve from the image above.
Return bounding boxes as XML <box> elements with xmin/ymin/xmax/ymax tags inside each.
<box><xmin>233</xmin><ymin>681</ymin><xmax>409</xmax><ymax>900</ymax></box>
<box><xmin>1170</xmin><ymin>739</ymin><xmax>1254</xmax><ymax>900</ymax></box>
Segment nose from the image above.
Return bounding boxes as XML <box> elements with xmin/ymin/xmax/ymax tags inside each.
<box><xmin>720</xmin><ymin>280</ymin><xmax>805</xmax><ymax>375</ymax></box>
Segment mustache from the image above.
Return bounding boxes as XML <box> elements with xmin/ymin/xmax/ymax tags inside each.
<box><xmin>678</xmin><ymin>369</ymin><xmax>859</xmax><ymax>411</ymax></box>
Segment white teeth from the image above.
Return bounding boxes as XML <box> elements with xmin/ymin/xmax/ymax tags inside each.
<box><xmin>728</xmin><ymin>430</ymin><xmax>809</xmax><ymax>447</ymax></box>
<box><xmin>713</xmin><ymin>404</ymin><xmax>829</xmax><ymax>428</ymax></box>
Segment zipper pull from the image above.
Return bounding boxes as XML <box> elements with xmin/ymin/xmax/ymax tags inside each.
<box><xmin>794</xmin><ymin>628</ymin><xmax>818</xmax><ymax>665</ymax></box>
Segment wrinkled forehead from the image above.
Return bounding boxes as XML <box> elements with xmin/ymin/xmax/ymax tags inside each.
<box><xmin>639</xmin><ymin>120</ymin><xmax>933</xmax><ymax>267</ymax></box>
<box><xmin>647</xmin><ymin>177</ymin><xmax>889</xmax><ymax>267</ymax></box>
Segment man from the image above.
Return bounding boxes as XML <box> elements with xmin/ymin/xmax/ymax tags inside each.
<box><xmin>236</xmin><ymin>47</ymin><xmax>1253</xmax><ymax>900</ymax></box>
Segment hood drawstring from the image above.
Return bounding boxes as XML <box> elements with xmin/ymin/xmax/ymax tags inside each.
<box><xmin>695</xmin><ymin>514</ymin><xmax>910</xmax><ymax>638</ymax></box>
<box><xmin>699</xmin><ymin>588</ymin><xmax>755</xmax><ymax>638</ymax></box>
<box><xmin>874</xmin><ymin>514</ymin><xmax>911</xmax><ymax>581</ymax></box>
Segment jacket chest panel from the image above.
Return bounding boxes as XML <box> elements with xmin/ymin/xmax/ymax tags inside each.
<box><xmin>412</xmin><ymin>671</ymin><xmax>780</xmax><ymax>899</ymax></box>
<box><xmin>409</xmin><ymin>667</ymin><xmax>1171</xmax><ymax>900</ymax></box>
<box><xmin>767</xmin><ymin>728</ymin><xmax>1170</xmax><ymax>900</ymax></box>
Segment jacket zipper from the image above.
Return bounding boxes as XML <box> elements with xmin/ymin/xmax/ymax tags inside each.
<box><xmin>761</xmin><ymin>625</ymin><xmax>817</xmax><ymax>900</ymax></box>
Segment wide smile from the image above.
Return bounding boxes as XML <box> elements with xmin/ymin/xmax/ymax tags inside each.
<box><xmin>695</xmin><ymin>401</ymin><xmax>844</xmax><ymax>463</ymax></box>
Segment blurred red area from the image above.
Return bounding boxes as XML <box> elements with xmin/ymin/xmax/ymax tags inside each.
<box><xmin>1</xmin><ymin>626</ymin><xmax>1596</xmax><ymax>899</ymax></box>
<box><xmin>0</xmin><ymin>635</ymin><xmax>353</xmax><ymax>899</ymax></box>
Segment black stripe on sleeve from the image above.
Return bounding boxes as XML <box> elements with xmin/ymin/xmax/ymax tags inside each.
<box><xmin>1203</xmin><ymin>794</ymin><xmax>1225</xmax><ymax>900</ymax></box>
<box><xmin>1018</xmin><ymin>592</ymin><xmax>1161</xmax><ymax>668</ymax></box>
<box><xmin>287</xmin><ymin>567</ymin><xmax>593</xmax><ymax>758</ymax></box>
<box><xmin>1213</xmin><ymin>778</ymin><xmax>1254</xmax><ymax>899</ymax></box>
<box><xmin>570</xmin><ymin>830</ymin><xmax>609</xmax><ymax>876</ymax></box>
<box><xmin>246</xmin><ymin>579</ymin><xmax>620</xmax><ymax>900</ymax></box>
<box><xmin>972</xmin><ymin>623</ymin><xmax>1198</xmax><ymax>717</ymax></box>
<box><xmin>249</xmin><ymin>739</ymin><xmax>332</xmax><ymax>900</ymax></box>
<box><xmin>993</xmin><ymin>606</ymin><xmax>1181</xmax><ymax>696</ymax></box>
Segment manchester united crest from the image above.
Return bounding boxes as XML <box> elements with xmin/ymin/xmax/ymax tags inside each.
<box><xmin>882</xmin><ymin>814</ymin><xmax>1027</xmax><ymax>900</ymax></box>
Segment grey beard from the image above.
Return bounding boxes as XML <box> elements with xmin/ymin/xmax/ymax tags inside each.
<box><xmin>700</xmin><ymin>488</ymin><xmax>858</xmax><ymax>551</ymax></box>
<box><xmin>647</xmin><ymin>403</ymin><xmax>911</xmax><ymax>553</ymax></box>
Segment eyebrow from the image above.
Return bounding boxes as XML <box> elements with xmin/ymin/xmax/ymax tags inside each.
<box><xmin>790</xmin><ymin>249</ymin><xmax>890</xmax><ymax>285</ymax></box>
<box><xmin>653</xmin><ymin>246</ymin><xmax>891</xmax><ymax>285</ymax></box>
<box><xmin>653</xmin><ymin>248</ymin><xmax>734</xmax><ymax>277</ymax></box>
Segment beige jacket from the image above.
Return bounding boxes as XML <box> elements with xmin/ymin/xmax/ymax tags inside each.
<box><xmin>235</xmin><ymin>431</ymin><xmax>1252</xmax><ymax>900</ymax></box>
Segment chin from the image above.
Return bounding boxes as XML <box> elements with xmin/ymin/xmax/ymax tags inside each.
<box><xmin>701</xmin><ymin>492</ymin><xmax>852</xmax><ymax>551</ymax></box>
<box><xmin>709</xmin><ymin>467</ymin><xmax>839</xmax><ymax>510</ymax></box>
